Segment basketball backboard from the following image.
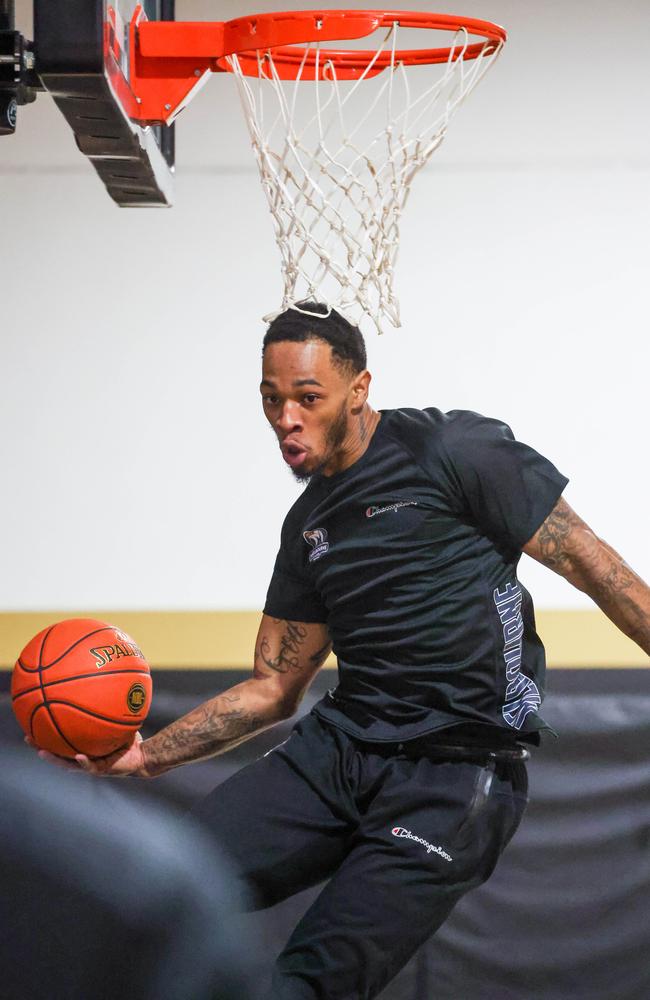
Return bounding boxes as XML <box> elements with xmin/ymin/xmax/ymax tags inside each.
<box><xmin>33</xmin><ymin>1</ymin><xmax>175</xmax><ymax>206</ymax></box>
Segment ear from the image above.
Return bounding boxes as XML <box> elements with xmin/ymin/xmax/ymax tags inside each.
<box><xmin>350</xmin><ymin>370</ymin><xmax>371</xmax><ymax>413</ymax></box>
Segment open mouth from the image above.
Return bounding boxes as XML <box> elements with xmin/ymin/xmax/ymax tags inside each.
<box><xmin>281</xmin><ymin>441</ymin><xmax>309</xmax><ymax>468</ymax></box>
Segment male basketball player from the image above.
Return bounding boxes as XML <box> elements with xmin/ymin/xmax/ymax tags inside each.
<box><xmin>34</xmin><ymin>305</ymin><xmax>650</xmax><ymax>1000</ymax></box>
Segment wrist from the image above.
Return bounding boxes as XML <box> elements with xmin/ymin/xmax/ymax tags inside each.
<box><xmin>139</xmin><ymin>739</ymin><xmax>169</xmax><ymax>779</ymax></box>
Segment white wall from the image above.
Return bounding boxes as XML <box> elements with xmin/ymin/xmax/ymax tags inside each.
<box><xmin>1</xmin><ymin>0</ymin><xmax>648</xmax><ymax>611</ymax></box>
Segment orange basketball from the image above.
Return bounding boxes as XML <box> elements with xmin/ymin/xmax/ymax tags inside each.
<box><xmin>11</xmin><ymin>619</ymin><xmax>152</xmax><ymax>759</ymax></box>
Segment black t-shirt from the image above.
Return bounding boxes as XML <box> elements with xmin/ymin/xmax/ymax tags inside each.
<box><xmin>264</xmin><ymin>408</ymin><xmax>568</xmax><ymax>744</ymax></box>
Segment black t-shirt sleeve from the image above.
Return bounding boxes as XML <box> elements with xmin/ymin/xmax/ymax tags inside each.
<box><xmin>263</xmin><ymin>565</ymin><xmax>329</xmax><ymax>623</ymax></box>
<box><xmin>263</xmin><ymin>519</ymin><xmax>329</xmax><ymax>623</ymax></box>
<box><xmin>436</xmin><ymin>410</ymin><xmax>569</xmax><ymax>552</ymax></box>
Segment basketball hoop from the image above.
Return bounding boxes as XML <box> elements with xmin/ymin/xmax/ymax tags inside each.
<box><xmin>129</xmin><ymin>9</ymin><xmax>507</xmax><ymax>333</ymax></box>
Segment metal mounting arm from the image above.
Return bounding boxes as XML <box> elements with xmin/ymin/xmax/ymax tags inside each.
<box><xmin>0</xmin><ymin>1</ymin><xmax>39</xmax><ymax>136</ymax></box>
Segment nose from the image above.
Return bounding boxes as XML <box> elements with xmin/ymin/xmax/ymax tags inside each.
<box><xmin>277</xmin><ymin>401</ymin><xmax>303</xmax><ymax>435</ymax></box>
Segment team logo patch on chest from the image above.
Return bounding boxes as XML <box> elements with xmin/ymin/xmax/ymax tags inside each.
<box><xmin>303</xmin><ymin>528</ymin><xmax>330</xmax><ymax>562</ymax></box>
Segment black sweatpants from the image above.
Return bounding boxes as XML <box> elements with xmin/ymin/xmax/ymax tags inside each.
<box><xmin>192</xmin><ymin>712</ymin><xmax>528</xmax><ymax>1000</ymax></box>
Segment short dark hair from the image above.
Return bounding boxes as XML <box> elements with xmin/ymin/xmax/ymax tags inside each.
<box><xmin>262</xmin><ymin>302</ymin><xmax>367</xmax><ymax>375</ymax></box>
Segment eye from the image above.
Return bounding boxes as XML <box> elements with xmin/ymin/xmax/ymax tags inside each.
<box><xmin>303</xmin><ymin>393</ymin><xmax>319</xmax><ymax>404</ymax></box>
<box><xmin>262</xmin><ymin>394</ymin><xmax>280</xmax><ymax>406</ymax></box>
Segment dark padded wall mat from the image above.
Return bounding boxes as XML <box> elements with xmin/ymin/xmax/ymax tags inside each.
<box><xmin>2</xmin><ymin>669</ymin><xmax>649</xmax><ymax>999</ymax></box>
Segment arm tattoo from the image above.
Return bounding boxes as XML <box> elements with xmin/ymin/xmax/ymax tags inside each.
<box><xmin>590</xmin><ymin>544</ymin><xmax>648</xmax><ymax>647</ymax></box>
<box><xmin>257</xmin><ymin>621</ymin><xmax>308</xmax><ymax>674</ymax></box>
<box><xmin>529</xmin><ymin>498</ymin><xmax>650</xmax><ymax>654</ymax></box>
<box><xmin>144</xmin><ymin>700</ymin><xmax>265</xmax><ymax>771</ymax></box>
<box><xmin>533</xmin><ymin>498</ymin><xmax>580</xmax><ymax>574</ymax></box>
<box><xmin>593</xmin><ymin>557</ymin><xmax>635</xmax><ymax>603</ymax></box>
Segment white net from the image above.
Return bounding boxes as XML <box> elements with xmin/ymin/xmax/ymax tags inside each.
<box><xmin>228</xmin><ymin>21</ymin><xmax>503</xmax><ymax>333</ymax></box>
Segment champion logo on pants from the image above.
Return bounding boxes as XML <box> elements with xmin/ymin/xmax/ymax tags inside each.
<box><xmin>391</xmin><ymin>826</ymin><xmax>453</xmax><ymax>862</ymax></box>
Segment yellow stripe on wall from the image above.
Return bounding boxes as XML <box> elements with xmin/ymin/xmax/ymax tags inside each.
<box><xmin>0</xmin><ymin>609</ymin><xmax>647</xmax><ymax>671</ymax></box>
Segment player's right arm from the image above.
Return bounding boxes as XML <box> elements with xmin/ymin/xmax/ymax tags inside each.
<box><xmin>67</xmin><ymin>615</ymin><xmax>331</xmax><ymax>778</ymax></box>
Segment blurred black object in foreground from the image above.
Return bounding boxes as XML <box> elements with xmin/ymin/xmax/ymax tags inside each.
<box><xmin>0</xmin><ymin>749</ymin><xmax>252</xmax><ymax>1000</ymax></box>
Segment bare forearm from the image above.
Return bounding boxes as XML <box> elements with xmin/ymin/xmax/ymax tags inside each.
<box><xmin>572</xmin><ymin>538</ymin><xmax>650</xmax><ymax>656</ymax></box>
<box><xmin>528</xmin><ymin>501</ymin><xmax>650</xmax><ymax>655</ymax></box>
<box><xmin>141</xmin><ymin>678</ymin><xmax>286</xmax><ymax>776</ymax></box>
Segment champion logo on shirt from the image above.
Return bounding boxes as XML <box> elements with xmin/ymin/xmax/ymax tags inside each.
<box><xmin>303</xmin><ymin>528</ymin><xmax>330</xmax><ymax>562</ymax></box>
<box><xmin>365</xmin><ymin>500</ymin><xmax>418</xmax><ymax>518</ymax></box>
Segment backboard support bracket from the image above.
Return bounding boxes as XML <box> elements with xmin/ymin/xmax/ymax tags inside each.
<box><xmin>0</xmin><ymin>7</ymin><xmax>39</xmax><ymax>137</ymax></box>
<box><xmin>33</xmin><ymin>0</ymin><xmax>175</xmax><ymax>207</ymax></box>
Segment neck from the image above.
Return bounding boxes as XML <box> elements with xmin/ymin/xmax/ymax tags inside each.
<box><xmin>322</xmin><ymin>404</ymin><xmax>381</xmax><ymax>476</ymax></box>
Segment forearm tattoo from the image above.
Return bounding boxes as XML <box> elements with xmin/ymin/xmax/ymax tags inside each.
<box><xmin>143</xmin><ymin>692</ymin><xmax>265</xmax><ymax>772</ymax></box>
<box><xmin>590</xmin><ymin>544</ymin><xmax>649</xmax><ymax>651</ymax></box>
<box><xmin>592</xmin><ymin>544</ymin><xmax>636</xmax><ymax>603</ymax></box>
<box><xmin>532</xmin><ymin>498</ymin><xmax>650</xmax><ymax>654</ymax></box>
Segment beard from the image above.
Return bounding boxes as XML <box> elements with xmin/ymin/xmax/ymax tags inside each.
<box><xmin>291</xmin><ymin>402</ymin><xmax>350</xmax><ymax>484</ymax></box>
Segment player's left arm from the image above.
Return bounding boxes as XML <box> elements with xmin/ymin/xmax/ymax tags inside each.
<box><xmin>522</xmin><ymin>496</ymin><xmax>650</xmax><ymax>657</ymax></box>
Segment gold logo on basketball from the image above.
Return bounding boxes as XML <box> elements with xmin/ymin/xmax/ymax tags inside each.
<box><xmin>126</xmin><ymin>683</ymin><xmax>147</xmax><ymax>714</ymax></box>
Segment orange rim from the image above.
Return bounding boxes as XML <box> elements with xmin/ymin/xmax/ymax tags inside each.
<box><xmin>218</xmin><ymin>10</ymin><xmax>506</xmax><ymax>78</ymax></box>
<box><xmin>130</xmin><ymin>9</ymin><xmax>507</xmax><ymax>122</ymax></box>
